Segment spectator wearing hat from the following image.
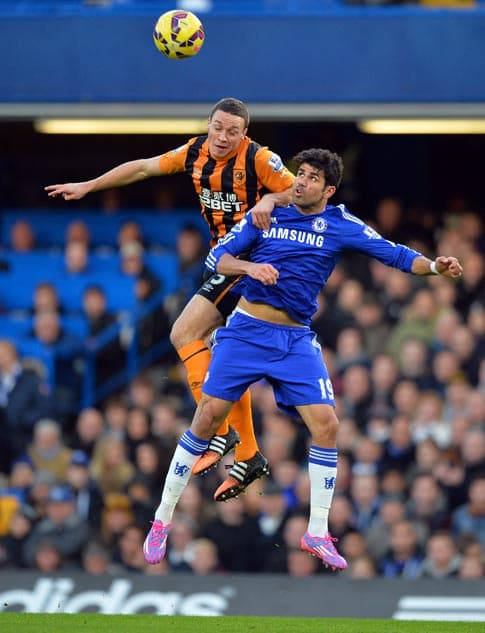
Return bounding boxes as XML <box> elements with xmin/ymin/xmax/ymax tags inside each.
<box><xmin>66</xmin><ymin>450</ymin><xmax>104</xmax><ymax>530</ymax></box>
<box><xmin>23</xmin><ymin>484</ymin><xmax>90</xmax><ymax>567</ymax></box>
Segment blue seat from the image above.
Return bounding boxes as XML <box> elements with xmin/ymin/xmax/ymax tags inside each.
<box><xmin>1</xmin><ymin>209</ymin><xmax>210</xmax><ymax>251</ymax></box>
<box><xmin>0</xmin><ymin>315</ymin><xmax>32</xmax><ymax>340</ymax></box>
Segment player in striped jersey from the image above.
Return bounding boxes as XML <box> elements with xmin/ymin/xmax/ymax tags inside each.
<box><xmin>45</xmin><ymin>98</ymin><xmax>294</xmax><ymax>494</ymax></box>
<box><xmin>143</xmin><ymin>147</ymin><xmax>462</xmax><ymax>569</ymax></box>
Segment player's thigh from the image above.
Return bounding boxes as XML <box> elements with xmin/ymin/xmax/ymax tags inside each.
<box><xmin>271</xmin><ymin>330</ymin><xmax>335</xmax><ymax>408</ymax></box>
<box><xmin>203</xmin><ymin>325</ymin><xmax>268</xmax><ymax>402</ymax></box>
<box><xmin>296</xmin><ymin>403</ymin><xmax>339</xmax><ymax>447</ymax></box>
<box><xmin>170</xmin><ymin>294</ymin><xmax>223</xmax><ymax>348</ymax></box>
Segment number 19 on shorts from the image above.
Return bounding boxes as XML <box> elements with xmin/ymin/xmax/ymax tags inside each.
<box><xmin>318</xmin><ymin>378</ymin><xmax>334</xmax><ymax>401</ymax></box>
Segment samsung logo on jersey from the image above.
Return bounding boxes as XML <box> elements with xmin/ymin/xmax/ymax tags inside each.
<box><xmin>262</xmin><ymin>227</ymin><xmax>324</xmax><ymax>247</ymax></box>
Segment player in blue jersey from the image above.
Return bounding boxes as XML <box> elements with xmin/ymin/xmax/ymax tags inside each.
<box><xmin>143</xmin><ymin>148</ymin><xmax>463</xmax><ymax>571</ymax></box>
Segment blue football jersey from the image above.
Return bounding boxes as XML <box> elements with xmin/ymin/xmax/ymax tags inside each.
<box><xmin>205</xmin><ymin>203</ymin><xmax>422</xmax><ymax>325</ymax></box>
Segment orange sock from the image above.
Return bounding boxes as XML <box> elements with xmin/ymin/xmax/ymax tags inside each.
<box><xmin>226</xmin><ymin>389</ymin><xmax>259</xmax><ymax>461</ymax></box>
<box><xmin>177</xmin><ymin>340</ymin><xmax>259</xmax><ymax>459</ymax></box>
<box><xmin>177</xmin><ymin>340</ymin><xmax>229</xmax><ymax>435</ymax></box>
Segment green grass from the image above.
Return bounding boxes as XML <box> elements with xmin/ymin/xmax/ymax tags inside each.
<box><xmin>0</xmin><ymin>614</ymin><xmax>484</xmax><ymax>633</ymax></box>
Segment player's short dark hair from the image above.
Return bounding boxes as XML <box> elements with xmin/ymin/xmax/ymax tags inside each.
<box><xmin>210</xmin><ymin>98</ymin><xmax>250</xmax><ymax>128</ymax></box>
<box><xmin>292</xmin><ymin>148</ymin><xmax>344</xmax><ymax>188</ymax></box>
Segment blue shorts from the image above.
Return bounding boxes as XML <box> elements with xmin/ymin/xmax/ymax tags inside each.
<box><xmin>203</xmin><ymin>309</ymin><xmax>335</xmax><ymax>416</ymax></box>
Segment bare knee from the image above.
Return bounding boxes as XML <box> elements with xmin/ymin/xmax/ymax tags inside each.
<box><xmin>313</xmin><ymin>410</ymin><xmax>339</xmax><ymax>447</ymax></box>
<box><xmin>170</xmin><ymin>297</ymin><xmax>222</xmax><ymax>349</ymax></box>
<box><xmin>192</xmin><ymin>396</ymin><xmax>232</xmax><ymax>439</ymax></box>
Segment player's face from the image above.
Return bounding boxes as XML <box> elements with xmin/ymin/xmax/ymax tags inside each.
<box><xmin>207</xmin><ymin>110</ymin><xmax>247</xmax><ymax>159</ymax></box>
<box><xmin>293</xmin><ymin>163</ymin><xmax>335</xmax><ymax>212</ymax></box>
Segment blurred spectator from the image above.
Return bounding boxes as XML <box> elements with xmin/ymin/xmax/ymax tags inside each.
<box><xmin>340</xmin><ymin>531</ymin><xmax>370</xmax><ymax>567</ymax></box>
<box><xmin>349</xmin><ymin>473</ymin><xmax>381</xmax><ymax>532</ymax></box>
<box><xmin>64</xmin><ymin>239</ymin><xmax>89</xmax><ymax>275</ymax></box>
<box><xmin>201</xmin><ymin>496</ymin><xmax>265</xmax><ymax>572</ymax></box>
<box><xmin>379</xmin><ymin>269</ymin><xmax>414</xmax><ymax>326</ymax></box>
<box><xmin>412</xmin><ymin>390</ymin><xmax>450</xmax><ymax>448</ymax></box>
<box><xmin>71</xmin><ymin>407</ymin><xmax>105</xmax><ymax>457</ymax></box>
<box><xmin>368</xmin><ymin>353</ymin><xmax>399</xmax><ymax>421</ymax></box>
<box><xmin>81</xmin><ymin>540</ymin><xmax>116</xmax><ymax>575</ymax></box>
<box><xmin>9</xmin><ymin>220</ymin><xmax>35</xmax><ymax>253</ymax></box>
<box><xmin>185</xmin><ymin>538</ymin><xmax>222</xmax><ymax>575</ymax></box>
<box><xmin>32</xmin><ymin>310</ymin><xmax>84</xmax><ymax>415</ymax></box>
<box><xmin>406</xmin><ymin>473</ymin><xmax>449</xmax><ymax>534</ymax></box>
<box><xmin>381</xmin><ymin>415</ymin><xmax>415</xmax><ymax>474</ymax></box>
<box><xmin>366</xmin><ymin>497</ymin><xmax>407</xmax><ymax>561</ymax></box>
<box><xmin>117</xmin><ymin>222</ymin><xmax>144</xmax><ymax>250</ymax></box>
<box><xmin>27</xmin><ymin>471</ymin><xmax>56</xmax><ymax>520</ymax></box>
<box><xmin>115</xmin><ymin>524</ymin><xmax>147</xmax><ymax>573</ymax></box>
<box><xmin>125</xmin><ymin>475</ymin><xmax>154</xmax><ymax>527</ymax></box>
<box><xmin>379</xmin><ymin>520</ymin><xmax>423</xmax><ymax>578</ymax></box>
<box><xmin>257</xmin><ymin>482</ymin><xmax>290</xmax><ymax>547</ymax></box>
<box><xmin>165</xmin><ymin>514</ymin><xmax>196</xmax><ymax>573</ymax></box>
<box><xmin>27</xmin><ymin>418</ymin><xmax>72</xmax><ymax>481</ymax></box>
<box><xmin>458</xmin><ymin>554</ymin><xmax>484</xmax><ymax>579</ymax></box>
<box><xmin>340</xmin><ymin>365</ymin><xmax>373</xmax><ymax>430</ymax></box>
<box><xmin>0</xmin><ymin>339</ymin><xmax>53</xmax><ymax>471</ymax></box>
<box><xmin>127</xmin><ymin>373</ymin><xmax>158</xmax><ymax>412</ymax></box>
<box><xmin>166</xmin><ymin>224</ymin><xmax>207</xmax><ymax>320</ymax></box>
<box><xmin>419</xmin><ymin>531</ymin><xmax>461</xmax><ymax>578</ymax></box>
<box><xmin>334</xmin><ymin>327</ymin><xmax>370</xmax><ymax>375</ymax></box>
<box><xmin>82</xmin><ymin>285</ymin><xmax>124</xmax><ymax>385</ymax></box>
<box><xmin>124</xmin><ymin>406</ymin><xmax>154</xmax><ymax>463</ymax></box>
<box><xmin>386</xmin><ymin>288</ymin><xmax>438</xmax><ymax>361</ymax></box>
<box><xmin>451</xmin><ymin>477</ymin><xmax>485</xmax><ymax>548</ymax></box>
<box><xmin>32</xmin><ymin>540</ymin><xmax>65</xmax><ymax>573</ymax></box>
<box><xmin>99</xmin><ymin>492</ymin><xmax>134</xmax><ymax>554</ymax></box>
<box><xmin>397</xmin><ymin>337</ymin><xmax>433</xmax><ymax>390</ymax></box>
<box><xmin>120</xmin><ymin>241</ymin><xmax>170</xmax><ymax>352</ymax></box>
<box><xmin>32</xmin><ymin>282</ymin><xmax>62</xmax><ymax>316</ymax></box>
<box><xmin>354</xmin><ymin>298</ymin><xmax>390</xmax><ymax>358</ymax></box>
<box><xmin>103</xmin><ymin>397</ymin><xmax>128</xmax><ymax>440</ymax></box>
<box><xmin>90</xmin><ymin>436</ymin><xmax>135</xmax><ymax>495</ymax></box>
<box><xmin>286</xmin><ymin>548</ymin><xmax>320</xmax><ymax>577</ymax></box>
<box><xmin>0</xmin><ymin>504</ymin><xmax>36</xmax><ymax>568</ymax></box>
<box><xmin>65</xmin><ymin>220</ymin><xmax>91</xmax><ymax>248</ymax></box>
<box><xmin>66</xmin><ymin>449</ymin><xmax>104</xmax><ymax>530</ymax></box>
<box><xmin>328</xmin><ymin>494</ymin><xmax>354</xmax><ymax>540</ymax></box>
<box><xmin>454</xmin><ymin>251</ymin><xmax>485</xmax><ymax>319</ymax></box>
<box><xmin>347</xmin><ymin>554</ymin><xmax>378</xmax><ymax>579</ymax></box>
<box><xmin>7</xmin><ymin>456</ymin><xmax>35</xmax><ymax>503</ymax></box>
<box><xmin>23</xmin><ymin>484</ymin><xmax>89</xmax><ymax>566</ymax></box>
<box><xmin>133</xmin><ymin>441</ymin><xmax>168</xmax><ymax>504</ymax></box>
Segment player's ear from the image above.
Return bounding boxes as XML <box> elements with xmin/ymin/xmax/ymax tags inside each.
<box><xmin>325</xmin><ymin>185</ymin><xmax>336</xmax><ymax>199</ymax></box>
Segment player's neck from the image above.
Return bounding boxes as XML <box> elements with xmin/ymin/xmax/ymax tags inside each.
<box><xmin>294</xmin><ymin>202</ymin><xmax>326</xmax><ymax>216</ymax></box>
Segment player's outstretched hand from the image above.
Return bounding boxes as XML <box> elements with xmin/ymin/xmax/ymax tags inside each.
<box><xmin>44</xmin><ymin>182</ymin><xmax>89</xmax><ymax>200</ymax></box>
<box><xmin>247</xmin><ymin>262</ymin><xmax>279</xmax><ymax>285</ymax></box>
<box><xmin>435</xmin><ymin>256</ymin><xmax>463</xmax><ymax>279</ymax></box>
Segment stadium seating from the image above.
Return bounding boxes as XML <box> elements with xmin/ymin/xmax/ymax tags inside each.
<box><xmin>0</xmin><ymin>210</ymin><xmax>210</xmax><ymax>251</ymax></box>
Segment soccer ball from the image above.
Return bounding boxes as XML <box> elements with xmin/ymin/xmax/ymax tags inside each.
<box><xmin>153</xmin><ymin>10</ymin><xmax>205</xmax><ymax>60</ymax></box>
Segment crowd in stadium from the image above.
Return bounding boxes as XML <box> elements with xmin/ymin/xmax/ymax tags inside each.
<box><xmin>0</xmin><ymin>198</ymin><xmax>483</xmax><ymax>578</ymax></box>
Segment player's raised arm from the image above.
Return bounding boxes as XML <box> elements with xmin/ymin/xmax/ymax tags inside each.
<box><xmin>44</xmin><ymin>155</ymin><xmax>162</xmax><ymax>200</ymax></box>
<box><xmin>251</xmin><ymin>188</ymin><xmax>293</xmax><ymax>230</ymax></box>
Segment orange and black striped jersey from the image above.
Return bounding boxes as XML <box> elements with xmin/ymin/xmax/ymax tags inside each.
<box><xmin>158</xmin><ymin>135</ymin><xmax>294</xmax><ymax>245</ymax></box>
